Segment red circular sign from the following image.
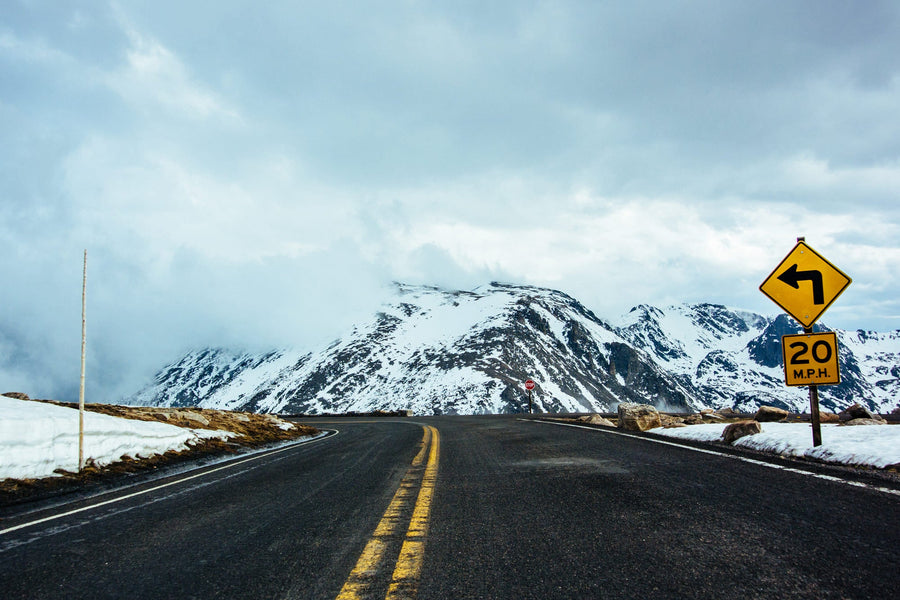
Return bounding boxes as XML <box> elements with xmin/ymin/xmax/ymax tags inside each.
<box><xmin>525</xmin><ymin>379</ymin><xmax>535</xmax><ymax>390</ymax></box>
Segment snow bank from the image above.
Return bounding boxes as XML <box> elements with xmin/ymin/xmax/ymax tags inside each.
<box><xmin>650</xmin><ymin>422</ymin><xmax>900</xmax><ymax>469</ymax></box>
<box><xmin>1</xmin><ymin>396</ymin><xmax>237</xmax><ymax>480</ymax></box>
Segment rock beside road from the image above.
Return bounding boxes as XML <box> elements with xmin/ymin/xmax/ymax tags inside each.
<box><xmin>754</xmin><ymin>406</ymin><xmax>789</xmax><ymax>422</ymax></box>
<box><xmin>838</xmin><ymin>403</ymin><xmax>885</xmax><ymax>424</ymax></box>
<box><xmin>617</xmin><ymin>403</ymin><xmax>662</xmax><ymax>432</ymax></box>
<box><xmin>576</xmin><ymin>414</ymin><xmax>616</xmax><ymax>427</ymax></box>
<box><xmin>723</xmin><ymin>420</ymin><xmax>762</xmax><ymax>444</ymax></box>
<box><xmin>840</xmin><ymin>418</ymin><xmax>886</xmax><ymax>426</ymax></box>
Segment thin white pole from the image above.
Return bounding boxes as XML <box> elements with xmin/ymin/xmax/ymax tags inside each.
<box><xmin>78</xmin><ymin>250</ymin><xmax>87</xmax><ymax>472</ymax></box>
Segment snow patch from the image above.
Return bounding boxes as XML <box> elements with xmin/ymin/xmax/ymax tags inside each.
<box><xmin>0</xmin><ymin>396</ymin><xmax>238</xmax><ymax>480</ymax></box>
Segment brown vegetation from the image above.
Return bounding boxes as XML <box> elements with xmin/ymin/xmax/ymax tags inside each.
<box><xmin>0</xmin><ymin>402</ymin><xmax>317</xmax><ymax>507</ymax></box>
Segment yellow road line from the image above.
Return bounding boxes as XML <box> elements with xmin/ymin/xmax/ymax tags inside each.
<box><xmin>386</xmin><ymin>426</ymin><xmax>439</xmax><ymax>599</ymax></box>
<box><xmin>336</xmin><ymin>425</ymin><xmax>440</xmax><ymax>600</ymax></box>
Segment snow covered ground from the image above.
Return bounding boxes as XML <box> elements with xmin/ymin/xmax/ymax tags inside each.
<box><xmin>3</xmin><ymin>394</ymin><xmax>898</xmax><ymax>482</ymax></box>
<box><xmin>651</xmin><ymin>422</ymin><xmax>900</xmax><ymax>469</ymax></box>
<box><xmin>0</xmin><ymin>396</ymin><xmax>239</xmax><ymax>480</ymax></box>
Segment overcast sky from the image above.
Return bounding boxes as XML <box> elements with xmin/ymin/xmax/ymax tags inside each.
<box><xmin>2</xmin><ymin>1</ymin><xmax>899</xmax><ymax>403</ymax></box>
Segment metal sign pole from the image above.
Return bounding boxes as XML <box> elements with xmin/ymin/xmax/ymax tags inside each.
<box><xmin>528</xmin><ymin>389</ymin><xmax>533</xmax><ymax>414</ymax></box>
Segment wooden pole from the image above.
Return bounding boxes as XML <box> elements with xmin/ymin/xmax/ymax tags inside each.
<box><xmin>79</xmin><ymin>250</ymin><xmax>87</xmax><ymax>471</ymax></box>
<box><xmin>794</xmin><ymin>237</ymin><xmax>823</xmax><ymax>447</ymax></box>
<box><xmin>804</xmin><ymin>325</ymin><xmax>823</xmax><ymax>447</ymax></box>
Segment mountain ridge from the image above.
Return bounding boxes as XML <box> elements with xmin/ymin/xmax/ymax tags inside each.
<box><xmin>125</xmin><ymin>282</ymin><xmax>900</xmax><ymax>415</ymax></box>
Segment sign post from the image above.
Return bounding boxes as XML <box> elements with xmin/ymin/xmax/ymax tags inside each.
<box><xmin>79</xmin><ymin>250</ymin><xmax>87</xmax><ymax>472</ymax></box>
<box><xmin>759</xmin><ymin>238</ymin><xmax>851</xmax><ymax>447</ymax></box>
<box><xmin>781</xmin><ymin>330</ymin><xmax>841</xmax><ymax>447</ymax></box>
<box><xmin>525</xmin><ymin>379</ymin><xmax>535</xmax><ymax>414</ymax></box>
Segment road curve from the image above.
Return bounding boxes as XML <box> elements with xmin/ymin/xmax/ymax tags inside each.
<box><xmin>0</xmin><ymin>415</ymin><xmax>898</xmax><ymax>599</ymax></box>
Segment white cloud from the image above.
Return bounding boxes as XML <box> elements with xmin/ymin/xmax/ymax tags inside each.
<box><xmin>105</xmin><ymin>29</ymin><xmax>240</xmax><ymax>122</ymax></box>
<box><xmin>2</xmin><ymin>1</ymin><xmax>900</xmax><ymax>402</ymax></box>
<box><xmin>782</xmin><ymin>154</ymin><xmax>900</xmax><ymax>201</ymax></box>
<box><xmin>59</xmin><ymin>136</ymin><xmax>358</xmax><ymax>267</ymax></box>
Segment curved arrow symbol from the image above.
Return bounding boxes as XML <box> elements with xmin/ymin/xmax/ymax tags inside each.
<box><xmin>777</xmin><ymin>264</ymin><xmax>824</xmax><ymax>305</ymax></box>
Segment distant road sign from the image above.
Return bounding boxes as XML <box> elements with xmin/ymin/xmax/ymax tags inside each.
<box><xmin>760</xmin><ymin>241</ymin><xmax>851</xmax><ymax>328</ymax></box>
<box><xmin>781</xmin><ymin>331</ymin><xmax>841</xmax><ymax>387</ymax></box>
<box><xmin>525</xmin><ymin>379</ymin><xmax>535</xmax><ymax>391</ymax></box>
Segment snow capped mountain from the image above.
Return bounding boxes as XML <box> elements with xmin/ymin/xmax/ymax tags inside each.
<box><xmin>618</xmin><ymin>304</ymin><xmax>898</xmax><ymax>413</ymax></box>
<box><xmin>126</xmin><ymin>283</ymin><xmax>900</xmax><ymax>415</ymax></box>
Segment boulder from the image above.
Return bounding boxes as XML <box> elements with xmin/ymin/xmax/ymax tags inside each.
<box><xmin>819</xmin><ymin>411</ymin><xmax>840</xmax><ymax>423</ymax></box>
<box><xmin>2</xmin><ymin>392</ymin><xmax>31</xmax><ymax>401</ymax></box>
<box><xmin>577</xmin><ymin>414</ymin><xmax>615</xmax><ymax>427</ymax></box>
<box><xmin>754</xmin><ymin>406</ymin><xmax>789</xmax><ymax>422</ymax></box>
<box><xmin>617</xmin><ymin>403</ymin><xmax>662</xmax><ymax>432</ymax></box>
<box><xmin>659</xmin><ymin>414</ymin><xmax>685</xmax><ymax>428</ymax></box>
<box><xmin>683</xmin><ymin>414</ymin><xmax>705</xmax><ymax>425</ymax></box>
<box><xmin>722</xmin><ymin>420</ymin><xmax>762</xmax><ymax>444</ymax></box>
<box><xmin>715</xmin><ymin>407</ymin><xmax>743</xmax><ymax>418</ymax></box>
<box><xmin>838</xmin><ymin>403</ymin><xmax>880</xmax><ymax>422</ymax></box>
<box><xmin>178</xmin><ymin>411</ymin><xmax>211</xmax><ymax>426</ymax></box>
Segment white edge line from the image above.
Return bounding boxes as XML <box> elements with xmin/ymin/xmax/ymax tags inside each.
<box><xmin>0</xmin><ymin>430</ymin><xmax>337</xmax><ymax>536</ymax></box>
<box><xmin>528</xmin><ymin>419</ymin><xmax>900</xmax><ymax>498</ymax></box>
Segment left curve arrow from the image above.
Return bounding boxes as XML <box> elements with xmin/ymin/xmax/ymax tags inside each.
<box><xmin>777</xmin><ymin>264</ymin><xmax>825</xmax><ymax>305</ymax></box>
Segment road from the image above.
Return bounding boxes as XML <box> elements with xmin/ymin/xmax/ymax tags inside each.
<box><xmin>1</xmin><ymin>416</ymin><xmax>898</xmax><ymax>599</ymax></box>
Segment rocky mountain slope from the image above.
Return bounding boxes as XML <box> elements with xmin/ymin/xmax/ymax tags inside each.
<box><xmin>125</xmin><ymin>283</ymin><xmax>900</xmax><ymax>415</ymax></box>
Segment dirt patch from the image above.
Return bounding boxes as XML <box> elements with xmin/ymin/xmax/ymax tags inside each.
<box><xmin>0</xmin><ymin>402</ymin><xmax>318</xmax><ymax>508</ymax></box>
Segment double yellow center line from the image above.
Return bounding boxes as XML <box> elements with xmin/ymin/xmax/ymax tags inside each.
<box><xmin>337</xmin><ymin>425</ymin><xmax>440</xmax><ymax>600</ymax></box>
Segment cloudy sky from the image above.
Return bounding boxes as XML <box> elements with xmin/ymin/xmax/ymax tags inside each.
<box><xmin>2</xmin><ymin>1</ymin><xmax>899</xmax><ymax>402</ymax></box>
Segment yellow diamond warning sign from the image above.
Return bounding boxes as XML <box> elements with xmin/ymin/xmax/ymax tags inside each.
<box><xmin>781</xmin><ymin>331</ymin><xmax>841</xmax><ymax>387</ymax></box>
<box><xmin>760</xmin><ymin>241</ymin><xmax>851</xmax><ymax>328</ymax></box>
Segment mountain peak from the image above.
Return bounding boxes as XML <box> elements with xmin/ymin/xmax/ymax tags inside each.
<box><xmin>126</xmin><ymin>283</ymin><xmax>900</xmax><ymax>415</ymax></box>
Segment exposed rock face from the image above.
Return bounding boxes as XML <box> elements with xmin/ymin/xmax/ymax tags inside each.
<box><xmin>620</xmin><ymin>306</ymin><xmax>899</xmax><ymax>415</ymax></box>
<box><xmin>617</xmin><ymin>403</ymin><xmax>662</xmax><ymax>431</ymax></box>
<box><xmin>723</xmin><ymin>420</ymin><xmax>762</xmax><ymax>444</ymax></box>
<box><xmin>2</xmin><ymin>392</ymin><xmax>30</xmax><ymax>401</ymax></box>
<box><xmin>755</xmin><ymin>406</ymin><xmax>789</xmax><ymax>422</ymax></box>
